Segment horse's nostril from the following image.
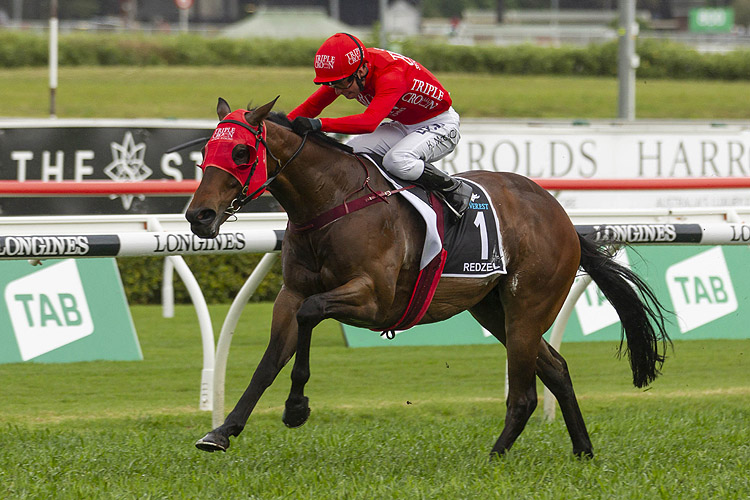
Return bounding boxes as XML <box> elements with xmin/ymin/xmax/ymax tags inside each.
<box><xmin>187</xmin><ymin>208</ymin><xmax>216</xmax><ymax>226</ymax></box>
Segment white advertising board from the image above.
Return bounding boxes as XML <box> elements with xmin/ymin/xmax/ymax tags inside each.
<box><xmin>437</xmin><ymin>120</ymin><xmax>750</xmax><ymax>210</ymax></box>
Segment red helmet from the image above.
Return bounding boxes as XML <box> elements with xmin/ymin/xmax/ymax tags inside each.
<box><xmin>313</xmin><ymin>33</ymin><xmax>366</xmax><ymax>84</ymax></box>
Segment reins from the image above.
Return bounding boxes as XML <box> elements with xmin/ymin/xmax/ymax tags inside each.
<box><xmin>180</xmin><ymin>117</ymin><xmax>412</xmax><ymax>228</ymax></box>
<box><xmin>222</xmin><ymin>121</ymin><xmax>413</xmax><ymax>231</ymax></box>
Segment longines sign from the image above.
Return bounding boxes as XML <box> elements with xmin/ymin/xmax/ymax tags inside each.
<box><xmin>0</xmin><ymin>230</ymin><xmax>284</xmax><ymax>259</ymax></box>
<box><xmin>3</xmin><ymin>119</ymin><xmax>750</xmax><ymax>214</ymax></box>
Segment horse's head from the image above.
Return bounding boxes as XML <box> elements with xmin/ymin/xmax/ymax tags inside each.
<box><xmin>186</xmin><ymin>97</ymin><xmax>277</xmax><ymax>238</ymax></box>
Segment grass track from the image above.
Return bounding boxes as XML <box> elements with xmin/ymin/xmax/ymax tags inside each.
<box><xmin>1</xmin><ymin>304</ymin><xmax>748</xmax><ymax>499</ymax></box>
<box><xmin>4</xmin><ymin>66</ymin><xmax>750</xmax><ymax>119</ymax></box>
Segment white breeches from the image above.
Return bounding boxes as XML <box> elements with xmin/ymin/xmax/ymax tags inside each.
<box><xmin>346</xmin><ymin>107</ymin><xmax>460</xmax><ymax>181</ymax></box>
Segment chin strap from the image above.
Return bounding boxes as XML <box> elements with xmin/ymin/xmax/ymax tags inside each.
<box><xmin>354</xmin><ymin>64</ymin><xmax>368</xmax><ymax>92</ymax></box>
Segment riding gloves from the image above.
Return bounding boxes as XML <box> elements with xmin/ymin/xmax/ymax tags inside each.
<box><xmin>292</xmin><ymin>117</ymin><xmax>322</xmax><ymax>136</ymax></box>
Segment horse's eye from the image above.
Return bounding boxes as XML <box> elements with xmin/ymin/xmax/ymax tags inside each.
<box><xmin>232</xmin><ymin>144</ymin><xmax>250</xmax><ymax>166</ymax></box>
<box><xmin>232</xmin><ymin>144</ymin><xmax>258</xmax><ymax>169</ymax></box>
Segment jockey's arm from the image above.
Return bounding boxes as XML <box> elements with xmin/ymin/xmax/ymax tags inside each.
<box><xmin>319</xmin><ymin>76</ymin><xmax>405</xmax><ymax>135</ymax></box>
<box><xmin>289</xmin><ymin>73</ymin><xmax>406</xmax><ymax>135</ymax></box>
<box><xmin>287</xmin><ymin>86</ymin><xmax>337</xmax><ymax>122</ymax></box>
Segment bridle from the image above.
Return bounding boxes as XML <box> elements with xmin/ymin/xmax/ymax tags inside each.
<box><xmin>168</xmin><ymin>109</ymin><xmax>311</xmax><ymax>215</ymax></box>
<box><xmin>222</xmin><ymin>119</ymin><xmax>310</xmax><ymax>215</ymax></box>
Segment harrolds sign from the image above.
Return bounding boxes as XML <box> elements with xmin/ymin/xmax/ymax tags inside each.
<box><xmin>437</xmin><ymin>121</ymin><xmax>750</xmax><ymax>210</ymax></box>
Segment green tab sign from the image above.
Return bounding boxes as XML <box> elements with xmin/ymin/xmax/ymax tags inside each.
<box><xmin>689</xmin><ymin>8</ymin><xmax>734</xmax><ymax>33</ymax></box>
<box><xmin>0</xmin><ymin>258</ymin><xmax>141</xmax><ymax>363</ymax></box>
<box><xmin>569</xmin><ymin>245</ymin><xmax>750</xmax><ymax>342</ymax></box>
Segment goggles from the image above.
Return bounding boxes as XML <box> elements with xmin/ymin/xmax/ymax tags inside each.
<box><xmin>320</xmin><ymin>74</ymin><xmax>356</xmax><ymax>90</ymax></box>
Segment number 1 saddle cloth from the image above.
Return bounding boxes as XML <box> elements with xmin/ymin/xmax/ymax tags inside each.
<box><xmin>362</xmin><ymin>155</ymin><xmax>506</xmax><ymax>334</ymax></box>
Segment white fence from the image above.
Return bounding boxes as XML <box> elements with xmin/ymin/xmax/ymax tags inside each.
<box><xmin>0</xmin><ymin>213</ymin><xmax>287</xmax><ymax>413</ymax></box>
<box><xmin>3</xmin><ymin>207</ymin><xmax>750</xmax><ymax>424</ymax></box>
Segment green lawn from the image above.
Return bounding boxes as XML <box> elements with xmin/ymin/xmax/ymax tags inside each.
<box><xmin>0</xmin><ymin>304</ymin><xmax>747</xmax><ymax>499</ymax></box>
<box><xmin>3</xmin><ymin>66</ymin><xmax>750</xmax><ymax>120</ymax></box>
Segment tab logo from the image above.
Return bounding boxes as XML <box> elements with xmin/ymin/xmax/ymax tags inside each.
<box><xmin>5</xmin><ymin>259</ymin><xmax>94</xmax><ymax>360</ymax></box>
<box><xmin>666</xmin><ymin>247</ymin><xmax>737</xmax><ymax>333</ymax></box>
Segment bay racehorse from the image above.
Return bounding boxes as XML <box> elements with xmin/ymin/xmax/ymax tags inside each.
<box><xmin>185</xmin><ymin>97</ymin><xmax>670</xmax><ymax>458</ymax></box>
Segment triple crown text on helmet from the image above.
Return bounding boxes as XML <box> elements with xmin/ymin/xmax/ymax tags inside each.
<box><xmin>315</xmin><ymin>55</ymin><xmax>335</xmax><ymax>70</ymax></box>
<box><xmin>345</xmin><ymin>48</ymin><xmax>361</xmax><ymax>66</ymax></box>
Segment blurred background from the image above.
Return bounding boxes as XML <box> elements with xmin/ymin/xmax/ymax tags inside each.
<box><xmin>0</xmin><ymin>0</ymin><xmax>749</xmax><ymax>51</ymax></box>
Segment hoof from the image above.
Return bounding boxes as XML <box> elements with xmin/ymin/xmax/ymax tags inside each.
<box><xmin>282</xmin><ymin>396</ymin><xmax>311</xmax><ymax>428</ymax></box>
<box><xmin>195</xmin><ymin>432</ymin><xmax>230</xmax><ymax>453</ymax></box>
<box><xmin>574</xmin><ymin>448</ymin><xmax>594</xmax><ymax>459</ymax></box>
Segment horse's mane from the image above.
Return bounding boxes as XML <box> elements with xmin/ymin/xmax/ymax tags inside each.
<box><xmin>266</xmin><ymin>112</ymin><xmax>354</xmax><ymax>155</ymax></box>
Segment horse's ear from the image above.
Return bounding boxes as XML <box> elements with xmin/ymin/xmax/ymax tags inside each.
<box><xmin>217</xmin><ymin>97</ymin><xmax>231</xmax><ymax>120</ymax></box>
<box><xmin>245</xmin><ymin>96</ymin><xmax>280</xmax><ymax>126</ymax></box>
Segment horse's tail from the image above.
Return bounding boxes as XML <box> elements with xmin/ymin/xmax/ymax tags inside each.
<box><xmin>577</xmin><ymin>234</ymin><xmax>671</xmax><ymax>388</ymax></box>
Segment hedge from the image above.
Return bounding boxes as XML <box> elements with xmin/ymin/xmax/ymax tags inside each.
<box><xmin>0</xmin><ymin>31</ymin><xmax>321</xmax><ymax>68</ymax></box>
<box><xmin>3</xmin><ymin>31</ymin><xmax>750</xmax><ymax>80</ymax></box>
<box><xmin>116</xmin><ymin>253</ymin><xmax>284</xmax><ymax>305</ymax></box>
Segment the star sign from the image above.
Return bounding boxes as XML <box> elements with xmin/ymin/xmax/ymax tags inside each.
<box><xmin>104</xmin><ymin>132</ymin><xmax>153</xmax><ymax>209</ymax></box>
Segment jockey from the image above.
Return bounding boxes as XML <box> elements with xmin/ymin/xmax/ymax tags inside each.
<box><xmin>287</xmin><ymin>33</ymin><xmax>472</xmax><ymax>218</ymax></box>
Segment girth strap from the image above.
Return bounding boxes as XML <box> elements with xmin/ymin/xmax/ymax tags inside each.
<box><xmin>378</xmin><ymin>191</ymin><xmax>447</xmax><ymax>336</ymax></box>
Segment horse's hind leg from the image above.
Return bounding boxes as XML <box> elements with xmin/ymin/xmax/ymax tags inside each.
<box><xmin>492</xmin><ymin>314</ymin><xmax>545</xmax><ymax>456</ymax></box>
<box><xmin>469</xmin><ymin>290</ymin><xmax>539</xmax><ymax>456</ymax></box>
<box><xmin>471</xmin><ymin>286</ymin><xmax>579</xmax><ymax>457</ymax></box>
<box><xmin>535</xmin><ymin>340</ymin><xmax>593</xmax><ymax>457</ymax></box>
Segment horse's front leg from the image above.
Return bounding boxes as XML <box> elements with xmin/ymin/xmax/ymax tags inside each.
<box><xmin>196</xmin><ymin>287</ymin><xmax>302</xmax><ymax>452</ymax></box>
<box><xmin>282</xmin><ymin>277</ymin><xmax>380</xmax><ymax>428</ymax></box>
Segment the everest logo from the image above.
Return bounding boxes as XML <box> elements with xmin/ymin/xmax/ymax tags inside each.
<box><xmin>665</xmin><ymin>247</ymin><xmax>737</xmax><ymax>333</ymax></box>
<box><xmin>5</xmin><ymin>259</ymin><xmax>94</xmax><ymax>361</ymax></box>
<box><xmin>104</xmin><ymin>132</ymin><xmax>153</xmax><ymax>210</ymax></box>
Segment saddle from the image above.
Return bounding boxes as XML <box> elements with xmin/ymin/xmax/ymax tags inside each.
<box><xmin>363</xmin><ymin>154</ymin><xmax>506</xmax><ymax>277</ymax></box>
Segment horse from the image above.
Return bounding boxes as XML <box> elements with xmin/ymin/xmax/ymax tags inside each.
<box><xmin>185</xmin><ymin>97</ymin><xmax>670</xmax><ymax>458</ymax></box>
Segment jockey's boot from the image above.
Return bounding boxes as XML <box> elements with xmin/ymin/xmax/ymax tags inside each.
<box><xmin>417</xmin><ymin>163</ymin><xmax>472</xmax><ymax>218</ymax></box>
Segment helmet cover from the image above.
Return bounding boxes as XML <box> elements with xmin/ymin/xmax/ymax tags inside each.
<box><xmin>313</xmin><ymin>33</ymin><xmax>366</xmax><ymax>84</ymax></box>
<box><xmin>200</xmin><ymin>109</ymin><xmax>268</xmax><ymax>199</ymax></box>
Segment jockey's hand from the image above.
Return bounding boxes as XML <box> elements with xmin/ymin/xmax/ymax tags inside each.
<box><xmin>292</xmin><ymin>117</ymin><xmax>322</xmax><ymax>136</ymax></box>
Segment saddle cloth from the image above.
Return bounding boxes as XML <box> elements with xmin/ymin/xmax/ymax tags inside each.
<box><xmin>442</xmin><ymin>179</ymin><xmax>507</xmax><ymax>278</ymax></box>
<box><xmin>361</xmin><ymin>154</ymin><xmax>506</xmax><ymax>334</ymax></box>
<box><xmin>362</xmin><ymin>155</ymin><xmax>507</xmax><ymax>278</ymax></box>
